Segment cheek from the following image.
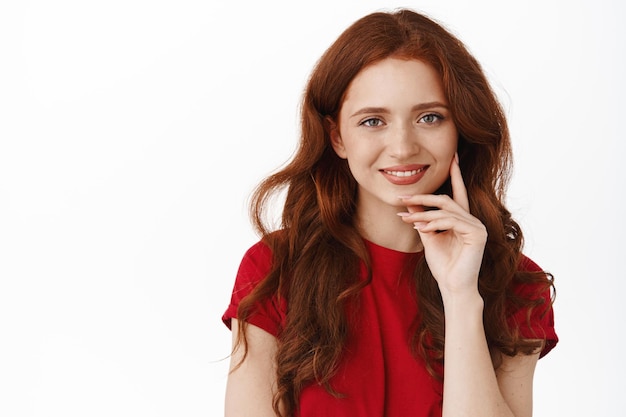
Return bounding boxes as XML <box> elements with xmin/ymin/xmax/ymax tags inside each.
<box><xmin>431</xmin><ymin>141</ymin><xmax>457</xmax><ymax>161</ymax></box>
<box><xmin>345</xmin><ymin>149</ymin><xmax>376</xmax><ymax>174</ymax></box>
<box><xmin>435</xmin><ymin>129</ymin><xmax>458</xmax><ymax>158</ymax></box>
<box><xmin>341</xmin><ymin>135</ymin><xmax>378</xmax><ymax>163</ymax></box>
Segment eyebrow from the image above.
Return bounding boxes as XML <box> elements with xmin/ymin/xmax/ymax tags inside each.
<box><xmin>349</xmin><ymin>101</ymin><xmax>449</xmax><ymax>118</ymax></box>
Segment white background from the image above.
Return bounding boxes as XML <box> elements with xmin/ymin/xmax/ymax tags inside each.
<box><xmin>1</xmin><ymin>0</ymin><xmax>624</xmax><ymax>416</ymax></box>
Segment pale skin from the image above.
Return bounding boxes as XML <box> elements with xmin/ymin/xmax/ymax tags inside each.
<box><xmin>225</xmin><ymin>58</ymin><xmax>541</xmax><ymax>417</ymax></box>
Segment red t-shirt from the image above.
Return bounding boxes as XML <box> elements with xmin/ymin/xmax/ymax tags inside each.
<box><xmin>222</xmin><ymin>239</ymin><xmax>558</xmax><ymax>417</ymax></box>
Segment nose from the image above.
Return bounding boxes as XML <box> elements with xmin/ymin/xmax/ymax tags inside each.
<box><xmin>388</xmin><ymin>123</ymin><xmax>419</xmax><ymax>159</ymax></box>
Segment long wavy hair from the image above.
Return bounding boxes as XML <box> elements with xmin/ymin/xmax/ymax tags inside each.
<box><xmin>235</xmin><ymin>9</ymin><xmax>554</xmax><ymax>417</ymax></box>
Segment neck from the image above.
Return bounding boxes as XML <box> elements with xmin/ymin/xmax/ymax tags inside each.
<box><xmin>355</xmin><ymin>201</ymin><xmax>423</xmax><ymax>253</ymax></box>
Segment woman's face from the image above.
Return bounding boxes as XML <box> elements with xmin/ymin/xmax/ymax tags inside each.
<box><xmin>329</xmin><ymin>57</ymin><xmax>458</xmax><ymax>212</ymax></box>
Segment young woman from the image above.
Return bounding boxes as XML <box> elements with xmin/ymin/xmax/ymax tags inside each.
<box><xmin>222</xmin><ymin>9</ymin><xmax>557</xmax><ymax>417</ymax></box>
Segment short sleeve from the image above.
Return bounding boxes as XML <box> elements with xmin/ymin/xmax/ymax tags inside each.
<box><xmin>507</xmin><ymin>255</ymin><xmax>558</xmax><ymax>358</ymax></box>
<box><xmin>222</xmin><ymin>241</ymin><xmax>285</xmax><ymax>337</ymax></box>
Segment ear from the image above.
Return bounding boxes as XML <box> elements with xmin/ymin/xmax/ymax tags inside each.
<box><xmin>325</xmin><ymin>117</ymin><xmax>347</xmax><ymax>159</ymax></box>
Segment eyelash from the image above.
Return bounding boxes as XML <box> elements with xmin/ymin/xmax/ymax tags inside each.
<box><xmin>419</xmin><ymin>113</ymin><xmax>444</xmax><ymax>124</ymax></box>
<box><xmin>360</xmin><ymin>117</ymin><xmax>384</xmax><ymax>127</ymax></box>
<box><xmin>359</xmin><ymin>113</ymin><xmax>444</xmax><ymax>127</ymax></box>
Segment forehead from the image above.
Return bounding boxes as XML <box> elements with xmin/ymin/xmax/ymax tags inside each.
<box><xmin>341</xmin><ymin>58</ymin><xmax>446</xmax><ymax>111</ymax></box>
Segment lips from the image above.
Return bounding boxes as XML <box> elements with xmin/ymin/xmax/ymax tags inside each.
<box><xmin>380</xmin><ymin>164</ymin><xmax>429</xmax><ymax>185</ymax></box>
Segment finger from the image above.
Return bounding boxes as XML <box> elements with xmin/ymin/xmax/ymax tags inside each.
<box><xmin>413</xmin><ymin>216</ymin><xmax>479</xmax><ymax>235</ymax></box>
<box><xmin>405</xmin><ymin>203</ymin><xmax>424</xmax><ymax>215</ymax></box>
<box><xmin>397</xmin><ymin>208</ymin><xmax>464</xmax><ymax>224</ymax></box>
<box><xmin>450</xmin><ymin>153</ymin><xmax>470</xmax><ymax>212</ymax></box>
<box><xmin>399</xmin><ymin>194</ymin><xmax>457</xmax><ymax>213</ymax></box>
<box><xmin>398</xmin><ymin>208</ymin><xmax>472</xmax><ymax>230</ymax></box>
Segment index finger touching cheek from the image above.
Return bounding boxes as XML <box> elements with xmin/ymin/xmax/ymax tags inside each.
<box><xmin>450</xmin><ymin>152</ymin><xmax>470</xmax><ymax>211</ymax></box>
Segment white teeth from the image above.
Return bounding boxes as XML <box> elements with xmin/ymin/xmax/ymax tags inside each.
<box><xmin>384</xmin><ymin>168</ymin><xmax>424</xmax><ymax>177</ymax></box>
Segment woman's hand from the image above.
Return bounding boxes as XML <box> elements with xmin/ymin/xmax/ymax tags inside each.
<box><xmin>398</xmin><ymin>154</ymin><xmax>487</xmax><ymax>298</ymax></box>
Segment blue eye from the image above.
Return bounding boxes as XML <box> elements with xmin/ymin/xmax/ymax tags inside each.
<box><xmin>419</xmin><ymin>114</ymin><xmax>442</xmax><ymax>124</ymax></box>
<box><xmin>360</xmin><ymin>118</ymin><xmax>384</xmax><ymax>127</ymax></box>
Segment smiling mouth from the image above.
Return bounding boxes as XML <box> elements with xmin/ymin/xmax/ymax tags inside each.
<box><xmin>382</xmin><ymin>167</ymin><xmax>428</xmax><ymax>177</ymax></box>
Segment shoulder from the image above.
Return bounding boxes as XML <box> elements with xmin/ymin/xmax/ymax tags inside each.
<box><xmin>509</xmin><ymin>253</ymin><xmax>558</xmax><ymax>357</ymax></box>
<box><xmin>223</xmin><ymin>237</ymin><xmax>283</xmax><ymax>333</ymax></box>
<box><xmin>517</xmin><ymin>254</ymin><xmax>543</xmax><ymax>273</ymax></box>
<box><xmin>512</xmin><ymin>254</ymin><xmax>553</xmax><ymax>298</ymax></box>
<box><xmin>242</xmin><ymin>239</ymin><xmax>273</xmax><ymax>262</ymax></box>
<box><xmin>235</xmin><ymin>240</ymin><xmax>274</xmax><ymax>285</ymax></box>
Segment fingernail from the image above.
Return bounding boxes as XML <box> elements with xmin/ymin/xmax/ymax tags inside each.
<box><xmin>414</xmin><ymin>222</ymin><xmax>427</xmax><ymax>230</ymax></box>
<box><xmin>398</xmin><ymin>195</ymin><xmax>411</xmax><ymax>200</ymax></box>
<box><xmin>454</xmin><ymin>152</ymin><xmax>459</xmax><ymax>164</ymax></box>
<box><xmin>397</xmin><ymin>212</ymin><xmax>410</xmax><ymax>217</ymax></box>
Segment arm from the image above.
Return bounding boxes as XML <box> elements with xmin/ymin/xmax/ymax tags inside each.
<box><xmin>442</xmin><ymin>292</ymin><xmax>540</xmax><ymax>417</ymax></box>
<box><xmin>225</xmin><ymin>319</ymin><xmax>279</xmax><ymax>417</ymax></box>
<box><xmin>398</xmin><ymin>154</ymin><xmax>540</xmax><ymax>417</ymax></box>
<box><xmin>494</xmin><ymin>349</ymin><xmax>541</xmax><ymax>417</ymax></box>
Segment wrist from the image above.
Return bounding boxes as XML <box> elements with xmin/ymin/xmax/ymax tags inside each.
<box><xmin>440</xmin><ymin>289</ymin><xmax>484</xmax><ymax>315</ymax></box>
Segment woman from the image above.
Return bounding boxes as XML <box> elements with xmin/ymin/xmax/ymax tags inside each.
<box><xmin>222</xmin><ymin>9</ymin><xmax>557</xmax><ymax>417</ymax></box>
